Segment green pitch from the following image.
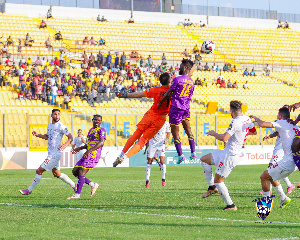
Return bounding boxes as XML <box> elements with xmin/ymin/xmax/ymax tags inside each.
<box><xmin>1</xmin><ymin>165</ymin><xmax>300</xmax><ymax>240</ymax></box>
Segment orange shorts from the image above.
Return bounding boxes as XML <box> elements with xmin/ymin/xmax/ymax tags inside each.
<box><xmin>137</xmin><ymin>112</ymin><xmax>166</xmax><ymax>142</ymax></box>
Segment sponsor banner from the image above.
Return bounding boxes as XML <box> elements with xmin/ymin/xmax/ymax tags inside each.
<box><xmin>238</xmin><ymin>147</ymin><xmax>273</xmax><ymax>165</ymax></box>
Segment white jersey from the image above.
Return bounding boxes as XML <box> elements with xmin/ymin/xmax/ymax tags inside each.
<box><xmin>271</xmin><ymin>119</ymin><xmax>299</xmax><ymax>159</ymax></box>
<box><xmin>273</xmin><ymin>136</ymin><xmax>282</xmax><ymax>151</ymax></box>
<box><xmin>225</xmin><ymin>115</ymin><xmax>255</xmax><ymax>155</ymax></box>
<box><xmin>149</xmin><ymin>121</ymin><xmax>170</xmax><ymax>147</ymax></box>
<box><xmin>47</xmin><ymin>121</ymin><xmax>70</xmax><ymax>154</ymax></box>
<box><xmin>74</xmin><ymin>135</ymin><xmax>86</xmax><ymax>148</ymax></box>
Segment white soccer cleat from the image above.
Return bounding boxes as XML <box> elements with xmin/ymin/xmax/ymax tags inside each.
<box><xmin>67</xmin><ymin>194</ymin><xmax>80</xmax><ymax>200</ymax></box>
<box><xmin>90</xmin><ymin>183</ymin><xmax>99</xmax><ymax>197</ymax></box>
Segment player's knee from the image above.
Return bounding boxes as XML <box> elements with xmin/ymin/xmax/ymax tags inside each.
<box><xmin>53</xmin><ymin>172</ymin><xmax>60</xmax><ymax>178</ymax></box>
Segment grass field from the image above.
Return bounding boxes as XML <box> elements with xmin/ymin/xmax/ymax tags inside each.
<box><xmin>1</xmin><ymin>165</ymin><xmax>300</xmax><ymax>240</ymax></box>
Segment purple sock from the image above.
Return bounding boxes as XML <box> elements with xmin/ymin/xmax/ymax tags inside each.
<box><xmin>293</xmin><ymin>153</ymin><xmax>300</xmax><ymax>171</ymax></box>
<box><xmin>85</xmin><ymin>177</ymin><xmax>91</xmax><ymax>185</ymax></box>
<box><xmin>189</xmin><ymin>138</ymin><xmax>195</xmax><ymax>153</ymax></box>
<box><xmin>174</xmin><ymin>139</ymin><xmax>183</xmax><ymax>156</ymax></box>
<box><xmin>76</xmin><ymin>176</ymin><xmax>85</xmax><ymax>195</ymax></box>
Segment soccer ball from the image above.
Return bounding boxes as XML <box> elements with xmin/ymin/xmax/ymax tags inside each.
<box><xmin>258</xmin><ymin>206</ymin><xmax>269</xmax><ymax>215</ymax></box>
<box><xmin>201</xmin><ymin>40</ymin><xmax>215</xmax><ymax>54</ymax></box>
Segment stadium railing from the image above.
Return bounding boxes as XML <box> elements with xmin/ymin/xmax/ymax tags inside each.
<box><xmin>0</xmin><ymin>113</ymin><xmax>284</xmax><ymax>148</ymax></box>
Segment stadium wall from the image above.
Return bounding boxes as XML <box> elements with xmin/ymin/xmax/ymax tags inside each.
<box><xmin>6</xmin><ymin>3</ymin><xmax>300</xmax><ymax>30</ymax></box>
<box><xmin>0</xmin><ymin>145</ymin><xmax>274</xmax><ymax>170</ymax></box>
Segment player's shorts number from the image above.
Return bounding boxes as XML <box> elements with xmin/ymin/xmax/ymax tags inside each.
<box><xmin>218</xmin><ymin>162</ymin><xmax>223</xmax><ymax>168</ymax></box>
<box><xmin>44</xmin><ymin>159</ymin><xmax>50</xmax><ymax>164</ymax></box>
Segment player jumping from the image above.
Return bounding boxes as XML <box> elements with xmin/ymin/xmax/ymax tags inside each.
<box><xmin>250</xmin><ymin>107</ymin><xmax>298</xmax><ymax>208</ymax></box>
<box><xmin>20</xmin><ymin>109</ymin><xmax>76</xmax><ymax>195</ymax></box>
<box><xmin>68</xmin><ymin>115</ymin><xmax>106</xmax><ymax>199</ymax></box>
<box><xmin>145</xmin><ymin>121</ymin><xmax>171</xmax><ymax>188</ymax></box>
<box><xmin>158</xmin><ymin>59</ymin><xmax>197</xmax><ymax>164</ymax></box>
<box><xmin>113</xmin><ymin>73</ymin><xmax>171</xmax><ymax>167</ymax></box>
<box><xmin>200</xmin><ymin>101</ymin><xmax>257</xmax><ymax>210</ymax></box>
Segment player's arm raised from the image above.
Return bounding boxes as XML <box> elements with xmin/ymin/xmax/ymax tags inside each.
<box><xmin>289</xmin><ymin>102</ymin><xmax>300</xmax><ymax>112</ymax></box>
<box><xmin>117</xmin><ymin>90</ymin><xmax>146</xmax><ymax>99</ymax></box>
<box><xmin>83</xmin><ymin>138</ymin><xmax>105</xmax><ymax>159</ymax></box>
<box><xmin>157</xmin><ymin>89</ymin><xmax>173</xmax><ymax>110</ymax></box>
<box><xmin>263</xmin><ymin>131</ymin><xmax>278</xmax><ymax>141</ymax></box>
<box><xmin>59</xmin><ymin>133</ymin><xmax>73</xmax><ymax>151</ymax></box>
<box><xmin>207</xmin><ymin>130</ymin><xmax>231</xmax><ymax>142</ymax></box>
<box><xmin>32</xmin><ymin>131</ymin><xmax>48</xmax><ymax>140</ymax></box>
<box><xmin>249</xmin><ymin>115</ymin><xmax>273</xmax><ymax>128</ymax></box>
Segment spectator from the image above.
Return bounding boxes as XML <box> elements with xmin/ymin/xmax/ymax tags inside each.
<box><xmin>148</xmin><ymin>55</ymin><xmax>153</xmax><ymax>66</ymax></box>
<box><xmin>1</xmin><ymin>44</ymin><xmax>8</xmax><ymax>57</ymax></box>
<box><xmin>202</xmin><ymin>78</ymin><xmax>207</xmax><ymax>87</ymax></box>
<box><xmin>7</xmin><ymin>36</ymin><xmax>13</xmax><ymax>45</ymax></box>
<box><xmin>183</xmin><ymin>19</ymin><xmax>188</xmax><ymax>27</ymax></box>
<box><xmin>243</xmin><ymin>81</ymin><xmax>249</xmax><ymax>89</ymax></box>
<box><xmin>216</xmin><ymin>65</ymin><xmax>220</xmax><ymax>71</ymax></box>
<box><xmin>250</xmin><ymin>68</ymin><xmax>256</xmax><ymax>76</ymax></box>
<box><xmin>98</xmin><ymin>37</ymin><xmax>105</xmax><ymax>45</ymax></box>
<box><xmin>92</xmin><ymin>87</ymin><xmax>98</xmax><ymax>101</ymax></box>
<box><xmin>89</xmin><ymin>53</ymin><xmax>96</xmax><ymax>68</ymax></box>
<box><xmin>45</xmin><ymin>38</ymin><xmax>52</xmax><ymax>48</ymax></box>
<box><xmin>227</xmin><ymin>79</ymin><xmax>232</xmax><ymax>88</ymax></box>
<box><xmin>97</xmin><ymin>14</ymin><xmax>101</xmax><ymax>21</ymax></box>
<box><xmin>54</xmin><ymin>57</ymin><xmax>60</xmax><ymax>66</ymax></box>
<box><xmin>55</xmin><ymin>31</ymin><xmax>62</xmax><ymax>41</ymax></box>
<box><xmin>194</xmin><ymin>53</ymin><xmax>202</xmax><ymax>64</ymax></box>
<box><xmin>231</xmin><ymin>65</ymin><xmax>237</xmax><ymax>72</ymax></box>
<box><xmin>264</xmin><ymin>64</ymin><xmax>270</xmax><ymax>77</ymax></box>
<box><xmin>115</xmin><ymin>53</ymin><xmax>119</xmax><ymax>67</ymax></box>
<box><xmin>195</xmin><ymin>78</ymin><xmax>201</xmax><ymax>85</ymax></box>
<box><xmin>232</xmin><ymin>81</ymin><xmax>238</xmax><ymax>88</ymax></box>
<box><xmin>40</xmin><ymin>20</ymin><xmax>47</xmax><ymax>28</ymax></box>
<box><xmin>83</xmin><ymin>37</ymin><xmax>89</xmax><ymax>45</ymax></box>
<box><xmin>128</xmin><ymin>14</ymin><xmax>134</xmax><ymax>23</ymax></box>
<box><xmin>25</xmin><ymin>33</ymin><xmax>34</xmax><ymax>44</ymax></box>
<box><xmin>130</xmin><ymin>82</ymin><xmax>137</xmax><ymax>92</ymax></box>
<box><xmin>46</xmin><ymin>9</ymin><xmax>52</xmax><ymax>19</ymax></box>
<box><xmin>223</xmin><ymin>63</ymin><xmax>229</xmax><ymax>71</ymax></box>
<box><xmin>277</xmin><ymin>20</ymin><xmax>283</xmax><ymax>29</ymax></box>
<box><xmin>211</xmin><ymin>63</ymin><xmax>216</xmax><ymax>71</ymax></box>
<box><xmin>18</xmin><ymin>91</ymin><xmax>24</xmax><ymax>100</ymax></box>
<box><xmin>36</xmin><ymin>82</ymin><xmax>43</xmax><ymax>99</ymax></box>
<box><xmin>100</xmin><ymin>16</ymin><xmax>107</xmax><ymax>22</ymax></box>
<box><xmin>64</xmin><ymin>94</ymin><xmax>70</xmax><ymax>108</ymax></box>
<box><xmin>284</xmin><ymin>20</ymin><xmax>289</xmax><ymax>29</ymax></box>
<box><xmin>41</xmin><ymin>57</ymin><xmax>46</xmax><ymax>66</ymax></box>
<box><xmin>193</xmin><ymin>44</ymin><xmax>199</xmax><ymax>53</ymax></box>
<box><xmin>106</xmin><ymin>51</ymin><xmax>112</xmax><ymax>68</ymax></box>
<box><xmin>220</xmin><ymin>80</ymin><xmax>226</xmax><ymax>88</ymax></box>
<box><xmin>182</xmin><ymin>48</ymin><xmax>190</xmax><ymax>58</ymax></box>
<box><xmin>17</xmin><ymin>42</ymin><xmax>22</xmax><ymax>56</ymax></box>
<box><xmin>30</xmin><ymin>79</ymin><xmax>36</xmax><ymax>96</ymax></box>
<box><xmin>197</xmin><ymin>62</ymin><xmax>203</xmax><ymax>71</ymax></box>
<box><xmin>243</xmin><ymin>68</ymin><xmax>249</xmax><ymax>76</ymax></box>
<box><xmin>35</xmin><ymin>57</ymin><xmax>42</xmax><ymax>66</ymax></box>
<box><xmin>5</xmin><ymin>57</ymin><xmax>12</xmax><ymax>67</ymax></box>
<box><xmin>27</xmin><ymin>57</ymin><xmax>33</xmax><ymax>65</ymax></box>
<box><xmin>199</xmin><ymin>20</ymin><xmax>206</xmax><ymax>27</ymax></box>
<box><xmin>204</xmin><ymin>62</ymin><xmax>209</xmax><ymax>71</ymax></box>
<box><xmin>162</xmin><ymin>53</ymin><xmax>167</xmax><ymax>66</ymax></box>
<box><xmin>121</xmin><ymin>52</ymin><xmax>126</xmax><ymax>70</ymax></box>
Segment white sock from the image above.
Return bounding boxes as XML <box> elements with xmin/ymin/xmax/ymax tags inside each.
<box><xmin>161</xmin><ymin>164</ymin><xmax>166</xmax><ymax>180</ymax></box>
<box><xmin>274</xmin><ymin>185</ymin><xmax>287</xmax><ymax>201</ymax></box>
<box><xmin>89</xmin><ymin>182</ymin><xmax>95</xmax><ymax>188</ymax></box>
<box><xmin>146</xmin><ymin>164</ymin><xmax>151</xmax><ymax>181</ymax></box>
<box><xmin>28</xmin><ymin>174</ymin><xmax>42</xmax><ymax>192</ymax></box>
<box><xmin>59</xmin><ymin>173</ymin><xmax>76</xmax><ymax>189</ymax></box>
<box><xmin>262</xmin><ymin>191</ymin><xmax>270</xmax><ymax>198</ymax></box>
<box><xmin>119</xmin><ymin>151</ymin><xmax>125</xmax><ymax>158</ymax></box>
<box><xmin>215</xmin><ymin>182</ymin><xmax>233</xmax><ymax>206</ymax></box>
<box><xmin>270</xmin><ymin>182</ymin><xmax>272</xmax><ymax>191</ymax></box>
<box><xmin>282</xmin><ymin>177</ymin><xmax>292</xmax><ymax>187</ymax></box>
<box><xmin>201</xmin><ymin>162</ymin><xmax>214</xmax><ymax>186</ymax></box>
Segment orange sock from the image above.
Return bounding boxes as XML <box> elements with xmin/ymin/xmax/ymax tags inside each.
<box><xmin>122</xmin><ymin>129</ymin><xmax>143</xmax><ymax>154</ymax></box>
<box><xmin>126</xmin><ymin>137</ymin><xmax>148</xmax><ymax>158</ymax></box>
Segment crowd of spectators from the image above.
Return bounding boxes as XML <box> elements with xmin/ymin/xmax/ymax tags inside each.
<box><xmin>277</xmin><ymin>20</ymin><xmax>289</xmax><ymax>29</ymax></box>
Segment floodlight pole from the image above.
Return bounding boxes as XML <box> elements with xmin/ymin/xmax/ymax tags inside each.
<box><xmin>207</xmin><ymin>0</ymin><xmax>209</xmax><ymax>25</ymax></box>
<box><xmin>131</xmin><ymin>0</ymin><xmax>133</xmax><ymax>18</ymax></box>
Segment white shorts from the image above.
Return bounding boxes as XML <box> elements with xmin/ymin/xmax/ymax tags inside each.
<box><xmin>40</xmin><ymin>152</ymin><xmax>61</xmax><ymax>171</ymax></box>
<box><xmin>270</xmin><ymin>148</ymin><xmax>284</xmax><ymax>165</ymax></box>
<box><xmin>76</xmin><ymin>150</ymin><xmax>85</xmax><ymax>161</ymax></box>
<box><xmin>268</xmin><ymin>156</ymin><xmax>297</xmax><ymax>181</ymax></box>
<box><xmin>147</xmin><ymin>144</ymin><xmax>165</xmax><ymax>158</ymax></box>
<box><xmin>211</xmin><ymin>150</ymin><xmax>239</xmax><ymax>178</ymax></box>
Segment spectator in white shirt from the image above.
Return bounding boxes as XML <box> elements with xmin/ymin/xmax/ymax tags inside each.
<box><xmin>51</xmin><ymin>84</ymin><xmax>58</xmax><ymax>105</ymax></box>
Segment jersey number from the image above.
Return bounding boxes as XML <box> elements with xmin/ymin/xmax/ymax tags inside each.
<box><xmin>180</xmin><ymin>84</ymin><xmax>191</xmax><ymax>97</ymax></box>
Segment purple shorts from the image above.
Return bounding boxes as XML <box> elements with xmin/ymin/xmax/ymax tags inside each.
<box><xmin>75</xmin><ymin>154</ymin><xmax>99</xmax><ymax>169</ymax></box>
<box><xmin>169</xmin><ymin>106</ymin><xmax>190</xmax><ymax>126</ymax></box>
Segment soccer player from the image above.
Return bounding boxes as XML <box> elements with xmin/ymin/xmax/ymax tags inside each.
<box><xmin>145</xmin><ymin>121</ymin><xmax>171</xmax><ymax>188</ymax></box>
<box><xmin>250</xmin><ymin>107</ymin><xmax>299</xmax><ymax>208</ymax></box>
<box><xmin>200</xmin><ymin>101</ymin><xmax>257</xmax><ymax>210</ymax></box>
<box><xmin>113</xmin><ymin>73</ymin><xmax>171</xmax><ymax>167</ymax></box>
<box><xmin>68</xmin><ymin>115</ymin><xmax>106</xmax><ymax>199</ymax></box>
<box><xmin>260</xmin><ymin>131</ymin><xmax>295</xmax><ymax>195</ymax></box>
<box><xmin>20</xmin><ymin>109</ymin><xmax>76</xmax><ymax>195</ymax></box>
<box><xmin>157</xmin><ymin>59</ymin><xmax>197</xmax><ymax>164</ymax></box>
<box><xmin>72</xmin><ymin>129</ymin><xmax>87</xmax><ymax>162</ymax></box>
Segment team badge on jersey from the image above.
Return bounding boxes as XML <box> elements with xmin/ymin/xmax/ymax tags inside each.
<box><xmin>252</xmin><ymin>196</ymin><xmax>274</xmax><ymax>220</ymax></box>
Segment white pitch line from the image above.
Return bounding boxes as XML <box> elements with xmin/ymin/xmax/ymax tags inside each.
<box><xmin>1</xmin><ymin>202</ymin><xmax>300</xmax><ymax>225</ymax></box>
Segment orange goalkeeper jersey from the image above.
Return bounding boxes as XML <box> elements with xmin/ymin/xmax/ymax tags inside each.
<box><xmin>144</xmin><ymin>86</ymin><xmax>170</xmax><ymax>116</ymax></box>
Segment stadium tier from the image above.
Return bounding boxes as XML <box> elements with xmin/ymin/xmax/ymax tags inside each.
<box><xmin>186</xmin><ymin>25</ymin><xmax>300</xmax><ymax>65</ymax></box>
